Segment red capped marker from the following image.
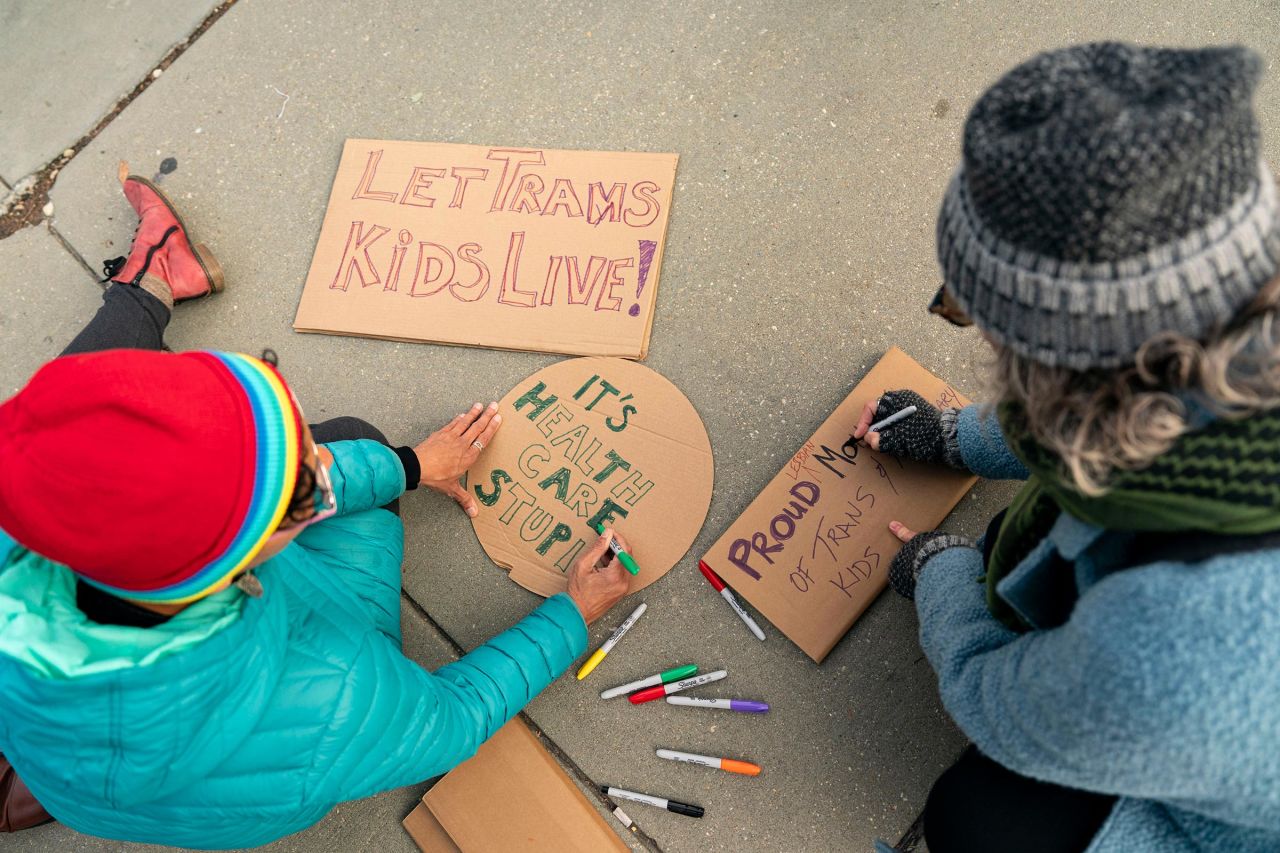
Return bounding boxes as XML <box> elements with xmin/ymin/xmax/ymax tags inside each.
<box><xmin>629</xmin><ymin>669</ymin><xmax>727</xmax><ymax>704</ymax></box>
<box><xmin>698</xmin><ymin>561</ymin><xmax>766</xmax><ymax>641</ymax></box>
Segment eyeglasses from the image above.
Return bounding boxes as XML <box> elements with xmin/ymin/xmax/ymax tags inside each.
<box><xmin>295</xmin><ymin>440</ymin><xmax>337</xmax><ymax>531</ymax></box>
<box><xmin>929</xmin><ymin>285</ymin><xmax>974</xmax><ymax>328</ymax></box>
<box><xmin>284</xmin><ymin>392</ymin><xmax>336</xmax><ymax>534</ymax></box>
<box><xmin>235</xmin><ymin>366</ymin><xmax>334</xmax><ymax>598</ymax></box>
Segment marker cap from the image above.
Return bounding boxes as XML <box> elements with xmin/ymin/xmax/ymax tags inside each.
<box><xmin>617</xmin><ymin>550</ymin><xmax>640</xmax><ymax>575</ymax></box>
<box><xmin>669</xmin><ymin>801</ymin><xmax>705</xmax><ymax>818</ymax></box>
<box><xmin>697</xmin><ymin>560</ymin><xmax>726</xmax><ymax>591</ymax></box>
<box><xmin>596</xmin><ymin>522</ymin><xmax>640</xmax><ymax>575</ymax></box>
<box><xmin>721</xmin><ymin>759</ymin><xmax>762</xmax><ymax>777</ymax></box>
<box><xmin>660</xmin><ymin>664</ymin><xmax>698</xmax><ymax>683</ymax></box>
<box><xmin>731</xmin><ymin>700</ymin><xmax>770</xmax><ymax>713</ymax></box>
<box><xmin>628</xmin><ymin>684</ymin><xmax>666</xmax><ymax>704</ymax></box>
<box><xmin>576</xmin><ymin>648</ymin><xmax>607</xmax><ymax>680</ymax></box>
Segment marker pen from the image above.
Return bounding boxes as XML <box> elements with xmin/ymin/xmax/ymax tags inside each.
<box><xmin>595</xmin><ymin>522</ymin><xmax>640</xmax><ymax>575</ymax></box>
<box><xmin>600</xmin><ymin>664</ymin><xmax>698</xmax><ymax>700</ymax></box>
<box><xmin>656</xmin><ymin>748</ymin><xmax>762</xmax><ymax>777</ymax></box>
<box><xmin>698</xmin><ymin>561</ymin><xmax>766</xmax><ymax>641</ymax></box>
<box><xmin>868</xmin><ymin>404</ymin><xmax>918</xmax><ymax>434</ymax></box>
<box><xmin>666</xmin><ymin>696</ymin><xmax>769</xmax><ymax>713</ymax></box>
<box><xmin>600</xmin><ymin>786</ymin><xmax>704</xmax><ymax>818</ymax></box>
<box><xmin>576</xmin><ymin>602</ymin><xmax>647</xmax><ymax>680</ymax></box>
<box><xmin>629</xmin><ymin>669</ymin><xmax>727</xmax><ymax>704</ymax></box>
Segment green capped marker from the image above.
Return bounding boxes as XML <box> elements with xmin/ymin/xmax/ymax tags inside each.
<box><xmin>595</xmin><ymin>522</ymin><xmax>641</xmax><ymax>575</ymax></box>
<box><xmin>599</xmin><ymin>665</ymin><xmax>698</xmax><ymax>700</ymax></box>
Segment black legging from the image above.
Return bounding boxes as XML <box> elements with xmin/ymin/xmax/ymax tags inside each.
<box><xmin>923</xmin><ymin>747</ymin><xmax>1116</xmax><ymax>853</ymax></box>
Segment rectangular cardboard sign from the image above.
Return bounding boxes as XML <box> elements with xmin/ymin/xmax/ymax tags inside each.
<box><xmin>701</xmin><ymin>348</ymin><xmax>977</xmax><ymax>662</ymax></box>
<box><xmin>413</xmin><ymin>717</ymin><xmax>628</xmax><ymax>852</ymax></box>
<box><xmin>295</xmin><ymin>138</ymin><xmax>677</xmax><ymax>358</ymax></box>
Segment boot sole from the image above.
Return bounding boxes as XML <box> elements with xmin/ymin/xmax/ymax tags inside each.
<box><xmin>123</xmin><ymin>174</ymin><xmax>224</xmax><ymax>300</ymax></box>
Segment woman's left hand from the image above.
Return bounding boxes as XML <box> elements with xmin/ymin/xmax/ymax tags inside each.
<box><xmin>885</xmin><ymin>520</ymin><xmax>975</xmax><ymax>600</ymax></box>
<box><xmin>414</xmin><ymin>402</ymin><xmax>503</xmax><ymax>517</ymax></box>
<box><xmin>889</xmin><ymin>520</ymin><xmax>918</xmax><ymax>542</ymax></box>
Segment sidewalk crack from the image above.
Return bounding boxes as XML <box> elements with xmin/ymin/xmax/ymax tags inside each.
<box><xmin>47</xmin><ymin>223</ymin><xmax>103</xmax><ymax>288</ymax></box>
<box><xmin>0</xmin><ymin>0</ymin><xmax>238</xmax><ymax>241</ymax></box>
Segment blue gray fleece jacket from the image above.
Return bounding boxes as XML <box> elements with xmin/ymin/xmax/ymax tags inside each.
<box><xmin>919</xmin><ymin>406</ymin><xmax>1280</xmax><ymax>852</ymax></box>
<box><xmin>0</xmin><ymin>439</ymin><xmax>588</xmax><ymax>849</ymax></box>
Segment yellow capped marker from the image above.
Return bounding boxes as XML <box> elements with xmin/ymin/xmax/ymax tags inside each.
<box><xmin>576</xmin><ymin>602</ymin><xmax>647</xmax><ymax>679</ymax></box>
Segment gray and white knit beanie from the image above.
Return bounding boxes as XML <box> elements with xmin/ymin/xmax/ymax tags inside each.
<box><xmin>937</xmin><ymin>42</ymin><xmax>1280</xmax><ymax>370</ymax></box>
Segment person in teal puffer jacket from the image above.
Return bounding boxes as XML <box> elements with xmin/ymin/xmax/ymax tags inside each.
<box><xmin>859</xmin><ymin>43</ymin><xmax>1280</xmax><ymax>853</ymax></box>
<box><xmin>0</xmin><ymin>169</ymin><xmax>632</xmax><ymax>847</ymax></box>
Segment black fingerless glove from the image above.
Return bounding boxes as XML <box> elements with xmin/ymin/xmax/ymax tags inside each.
<box><xmin>872</xmin><ymin>390</ymin><xmax>966</xmax><ymax>470</ymax></box>
<box><xmin>887</xmin><ymin>531</ymin><xmax>976</xmax><ymax>600</ymax></box>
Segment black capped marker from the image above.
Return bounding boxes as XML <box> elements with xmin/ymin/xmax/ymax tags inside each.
<box><xmin>600</xmin><ymin>785</ymin><xmax>704</xmax><ymax>818</ymax></box>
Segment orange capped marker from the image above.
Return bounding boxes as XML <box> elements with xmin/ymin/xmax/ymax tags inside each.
<box><xmin>656</xmin><ymin>748</ymin><xmax>762</xmax><ymax>777</ymax></box>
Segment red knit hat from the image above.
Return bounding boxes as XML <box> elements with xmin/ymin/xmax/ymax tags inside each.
<box><xmin>0</xmin><ymin>349</ymin><xmax>303</xmax><ymax>604</ymax></box>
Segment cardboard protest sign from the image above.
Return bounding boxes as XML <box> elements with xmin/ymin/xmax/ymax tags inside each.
<box><xmin>294</xmin><ymin>138</ymin><xmax>677</xmax><ymax>358</ymax></box>
<box><xmin>702</xmin><ymin>348</ymin><xmax>977</xmax><ymax>663</ymax></box>
<box><xmin>470</xmin><ymin>357</ymin><xmax>713</xmax><ymax>596</ymax></box>
<box><xmin>405</xmin><ymin>717</ymin><xmax>628</xmax><ymax>852</ymax></box>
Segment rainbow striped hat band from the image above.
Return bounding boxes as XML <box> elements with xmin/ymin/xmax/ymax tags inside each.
<box><xmin>130</xmin><ymin>352</ymin><xmax>300</xmax><ymax>604</ymax></box>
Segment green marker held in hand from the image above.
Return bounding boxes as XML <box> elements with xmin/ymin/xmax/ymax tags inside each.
<box><xmin>595</xmin><ymin>522</ymin><xmax>641</xmax><ymax>575</ymax></box>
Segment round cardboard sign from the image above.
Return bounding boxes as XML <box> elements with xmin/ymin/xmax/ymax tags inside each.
<box><xmin>469</xmin><ymin>357</ymin><xmax>713</xmax><ymax>596</ymax></box>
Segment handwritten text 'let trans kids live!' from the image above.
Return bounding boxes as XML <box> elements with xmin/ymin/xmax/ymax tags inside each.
<box><xmin>327</xmin><ymin>148</ymin><xmax>664</xmax><ymax>317</ymax></box>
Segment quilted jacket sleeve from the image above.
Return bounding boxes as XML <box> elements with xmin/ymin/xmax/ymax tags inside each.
<box><xmin>955</xmin><ymin>404</ymin><xmax>1030</xmax><ymax>481</ymax></box>
<box><xmin>320</xmin><ymin>593</ymin><xmax>588</xmax><ymax>800</ymax></box>
<box><xmin>322</xmin><ymin>439</ymin><xmax>407</xmax><ymax>517</ymax></box>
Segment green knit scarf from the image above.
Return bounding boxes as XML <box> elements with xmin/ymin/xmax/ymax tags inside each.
<box><xmin>986</xmin><ymin>403</ymin><xmax>1280</xmax><ymax>630</ymax></box>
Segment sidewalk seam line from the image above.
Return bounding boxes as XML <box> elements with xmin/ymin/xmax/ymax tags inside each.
<box><xmin>0</xmin><ymin>0</ymin><xmax>238</xmax><ymax>241</ymax></box>
<box><xmin>399</xmin><ymin>589</ymin><xmax>664</xmax><ymax>853</ymax></box>
<box><xmin>46</xmin><ymin>223</ymin><xmax>104</xmax><ymax>288</ymax></box>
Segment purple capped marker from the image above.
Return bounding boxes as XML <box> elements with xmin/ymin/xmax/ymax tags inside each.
<box><xmin>665</xmin><ymin>696</ymin><xmax>770</xmax><ymax>713</ymax></box>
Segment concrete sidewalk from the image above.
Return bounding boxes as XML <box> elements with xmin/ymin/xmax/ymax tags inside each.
<box><xmin>2</xmin><ymin>1</ymin><xmax>1278</xmax><ymax>851</ymax></box>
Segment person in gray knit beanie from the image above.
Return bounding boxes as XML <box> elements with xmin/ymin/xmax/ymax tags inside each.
<box><xmin>868</xmin><ymin>41</ymin><xmax>1280</xmax><ymax>594</ymax></box>
<box><xmin>857</xmin><ymin>42</ymin><xmax>1280</xmax><ymax>853</ymax></box>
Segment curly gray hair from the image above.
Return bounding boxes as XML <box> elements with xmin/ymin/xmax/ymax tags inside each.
<box><xmin>987</xmin><ymin>275</ymin><xmax>1280</xmax><ymax>496</ymax></box>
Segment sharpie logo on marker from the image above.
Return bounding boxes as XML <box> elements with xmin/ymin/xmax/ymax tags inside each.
<box><xmin>629</xmin><ymin>669</ymin><xmax>727</xmax><ymax>703</ymax></box>
<box><xmin>670</xmin><ymin>754</ymin><xmax>716</xmax><ymax>768</ymax></box>
<box><xmin>681</xmin><ymin>673</ymin><xmax>720</xmax><ymax>688</ymax></box>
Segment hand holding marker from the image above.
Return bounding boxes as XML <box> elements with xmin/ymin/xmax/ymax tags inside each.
<box><xmin>595</xmin><ymin>521</ymin><xmax>639</xmax><ymax>575</ymax></box>
<box><xmin>867</xmin><ymin>404</ymin><xmax>918</xmax><ymax>434</ymax></box>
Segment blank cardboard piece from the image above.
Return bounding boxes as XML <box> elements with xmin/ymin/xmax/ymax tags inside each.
<box><xmin>702</xmin><ymin>348</ymin><xmax>977</xmax><ymax>663</ymax></box>
<box><xmin>470</xmin><ymin>357</ymin><xmax>713</xmax><ymax>596</ymax></box>
<box><xmin>419</xmin><ymin>717</ymin><xmax>628</xmax><ymax>853</ymax></box>
<box><xmin>295</xmin><ymin>138</ymin><xmax>678</xmax><ymax>359</ymax></box>
<box><xmin>402</xmin><ymin>803</ymin><xmax>462</xmax><ymax>853</ymax></box>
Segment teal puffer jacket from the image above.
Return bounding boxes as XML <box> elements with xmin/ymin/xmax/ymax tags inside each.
<box><xmin>0</xmin><ymin>439</ymin><xmax>588</xmax><ymax>849</ymax></box>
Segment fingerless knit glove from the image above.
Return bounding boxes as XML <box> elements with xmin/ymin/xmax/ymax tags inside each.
<box><xmin>872</xmin><ymin>390</ymin><xmax>966</xmax><ymax>470</ymax></box>
<box><xmin>887</xmin><ymin>531</ymin><xmax>976</xmax><ymax>600</ymax></box>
